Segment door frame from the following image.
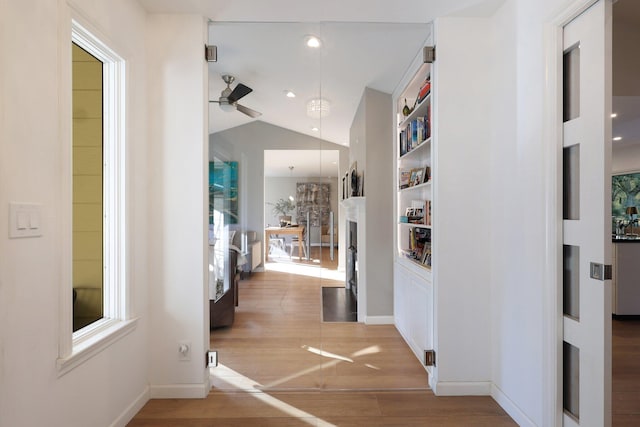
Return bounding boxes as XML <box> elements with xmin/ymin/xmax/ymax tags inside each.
<box><xmin>543</xmin><ymin>0</ymin><xmax>610</xmax><ymax>425</ymax></box>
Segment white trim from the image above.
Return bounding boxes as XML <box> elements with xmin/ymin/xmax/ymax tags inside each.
<box><xmin>432</xmin><ymin>381</ymin><xmax>491</xmax><ymax>396</ymax></box>
<box><xmin>149</xmin><ymin>384</ymin><xmax>210</xmax><ymax>399</ymax></box>
<box><xmin>542</xmin><ymin>18</ymin><xmax>564</xmax><ymax>427</ymax></box>
<box><xmin>364</xmin><ymin>315</ymin><xmax>394</xmax><ymax>325</ymax></box>
<box><xmin>491</xmin><ymin>383</ymin><xmax>537</xmax><ymax>427</ymax></box>
<box><xmin>108</xmin><ymin>386</ymin><xmax>149</xmax><ymax>427</ymax></box>
<box><xmin>57</xmin><ymin>318</ymin><xmax>138</xmax><ymax>376</ymax></box>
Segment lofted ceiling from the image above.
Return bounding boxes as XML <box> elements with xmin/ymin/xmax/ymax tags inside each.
<box><xmin>138</xmin><ymin>0</ymin><xmax>505</xmax><ymax>144</ymax></box>
<box><xmin>137</xmin><ymin>0</ymin><xmax>506</xmax><ymax>177</ymax></box>
<box><xmin>206</xmin><ymin>21</ymin><xmax>429</xmax><ymax>146</ymax></box>
<box><xmin>264</xmin><ymin>150</ymin><xmax>339</xmax><ymax>178</ymax></box>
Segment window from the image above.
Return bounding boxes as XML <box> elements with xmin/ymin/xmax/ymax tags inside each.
<box><xmin>58</xmin><ymin>20</ymin><xmax>133</xmax><ymax>374</ymax></box>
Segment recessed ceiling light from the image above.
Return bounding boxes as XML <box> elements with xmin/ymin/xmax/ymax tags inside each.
<box><xmin>611</xmin><ymin>113</ymin><xmax>618</xmax><ymax>118</ymax></box>
<box><xmin>305</xmin><ymin>35</ymin><xmax>321</xmax><ymax>48</ymax></box>
<box><xmin>311</xmin><ymin>127</ymin><xmax>319</xmax><ymax>132</ymax></box>
<box><xmin>284</xmin><ymin>90</ymin><xmax>296</xmax><ymax>98</ymax></box>
<box><xmin>613</xmin><ymin>136</ymin><xmax>622</xmax><ymax>141</ymax></box>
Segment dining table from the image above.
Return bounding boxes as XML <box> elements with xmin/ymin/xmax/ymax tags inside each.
<box><xmin>265</xmin><ymin>226</ymin><xmax>307</xmax><ymax>261</ymax></box>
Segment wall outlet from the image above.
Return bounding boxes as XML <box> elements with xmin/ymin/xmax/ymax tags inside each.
<box><xmin>207</xmin><ymin>351</ymin><xmax>218</xmax><ymax>368</ymax></box>
<box><xmin>178</xmin><ymin>341</ymin><xmax>191</xmax><ymax>361</ymax></box>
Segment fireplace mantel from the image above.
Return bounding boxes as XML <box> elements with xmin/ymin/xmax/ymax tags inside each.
<box><xmin>341</xmin><ymin>196</ymin><xmax>365</xmax><ymax>222</ymax></box>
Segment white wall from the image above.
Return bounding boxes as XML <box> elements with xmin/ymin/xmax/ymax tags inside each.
<box><xmin>349</xmin><ymin>87</ymin><xmax>394</xmax><ymax>318</ymax></box>
<box><xmin>0</xmin><ymin>1</ymin><xmax>150</xmax><ymax>426</ymax></box>
<box><xmin>431</xmin><ymin>16</ymin><xmax>492</xmax><ymax>394</ymax></box>
<box><xmin>485</xmin><ymin>1</ymin><xmax>542</xmax><ymax>424</ymax></box>
<box><xmin>146</xmin><ymin>14</ymin><xmax>210</xmax><ymax>397</ymax></box>
<box><xmin>210</xmin><ymin>121</ymin><xmax>349</xmax><ymax>266</ymax></box>
<box><xmin>484</xmin><ymin>0</ymin><xmax>607</xmax><ymax>425</ymax></box>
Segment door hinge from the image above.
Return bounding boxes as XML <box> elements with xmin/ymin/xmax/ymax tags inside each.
<box><xmin>205</xmin><ymin>45</ymin><xmax>217</xmax><ymax>62</ymax></box>
<box><xmin>423</xmin><ymin>46</ymin><xmax>436</xmax><ymax>63</ymax></box>
<box><xmin>207</xmin><ymin>350</ymin><xmax>218</xmax><ymax>368</ymax></box>
<box><xmin>590</xmin><ymin>262</ymin><xmax>612</xmax><ymax>281</ymax></box>
<box><xmin>425</xmin><ymin>349</ymin><xmax>436</xmax><ymax>366</ymax></box>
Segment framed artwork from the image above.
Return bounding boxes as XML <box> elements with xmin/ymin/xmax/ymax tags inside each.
<box><xmin>399</xmin><ymin>169</ymin><xmax>411</xmax><ymax>189</ymax></box>
<box><xmin>409</xmin><ymin>168</ymin><xmax>423</xmax><ymax>186</ymax></box>
<box><xmin>348</xmin><ymin>161</ymin><xmax>358</xmax><ymax>197</ymax></box>
<box><xmin>209</xmin><ymin>161</ymin><xmax>238</xmax><ymax>225</ymax></box>
<box><xmin>612</xmin><ymin>171</ymin><xmax>640</xmax><ymax>232</ymax></box>
<box><xmin>296</xmin><ymin>182</ymin><xmax>330</xmax><ymax>227</ymax></box>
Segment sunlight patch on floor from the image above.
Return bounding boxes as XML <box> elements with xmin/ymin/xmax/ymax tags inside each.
<box><xmin>302</xmin><ymin>345</ymin><xmax>354</xmax><ymax>363</ymax></box>
<box><xmin>266</xmin><ymin>260</ymin><xmax>345</xmax><ymax>282</ymax></box>
<box><xmin>210</xmin><ymin>364</ymin><xmax>337</xmax><ymax>427</ymax></box>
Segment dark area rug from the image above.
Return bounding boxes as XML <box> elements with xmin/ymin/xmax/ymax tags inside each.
<box><xmin>322</xmin><ymin>287</ymin><xmax>357</xmax><ymax>322</ymax></box>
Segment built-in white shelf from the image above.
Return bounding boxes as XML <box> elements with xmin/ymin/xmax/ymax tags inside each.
<box><xmin>399</xmin><ymin>181</ymin><xmax>431</xmax><ymax>193</ymax></box>
<box><xmin>399</xmin><ymin>137</ymin><xmax>431</xmax><ymax>160</ymax></box>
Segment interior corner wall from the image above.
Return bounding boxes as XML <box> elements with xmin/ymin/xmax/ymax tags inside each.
<box><xmin>362</xmin><ymin>88</ymin><xmax>394</xmax><ymax>317</ymax></box>
<box><xmin>0</xmin><ymin>1</ymin><xmax>150</xmax><ymax>426</ymax></box>
<box><xmin>146</xmin><ymin>14</ymin><xmax>209</xmax><ymax>397</ymax></box>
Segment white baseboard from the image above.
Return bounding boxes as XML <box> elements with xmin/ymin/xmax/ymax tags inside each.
<box><xmin>109</xmin><ymin>386</ymin><xmax>149</xmax><ymax>427</ymax></box>
<box><xmin>365</xmin><ymin>315</ymin><xmax>395</xmax><ymax>325</ymax></box>
<box><xmin>433</xmin><ymin>381</ymin><xmax>491</xmax><ymax>396</ymax></box>
<box><xmin>491</xmin><ymin>383</ymin><xmax>536</xmax><ymax>427</ymax></box>
<box><xmin>149</xmin><ymin>383</ymin><xmax>209</xmax><ymax>399</ymax></box>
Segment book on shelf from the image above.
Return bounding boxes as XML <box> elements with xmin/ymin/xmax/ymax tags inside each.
<box><xmin>417</xmin><ymin>76</ymin><xmax>431</xmax><ymax>104</ymax></box>
<box><xmin>406</xmin><ymin>226</ymin><xmax>431</xmax><ymax>263</ymax></box>
<box><xmin>425</xmin><ymin>200</ymin><xmax>432</xmax><ymax>226</ymax></box>
<box><xmin>400</xmin><ymin>116</ymin><xmax>429</xmax><ymax>154</ymax></box>
<box><xmin>399</xmin><ymin>129</ymin><xmax>407</xmax><ymax>156</ymax></box>
<box><xmin>421</xmin><ymin>243</ymin><xmax>432</xmax><ymax>266</ymax></box>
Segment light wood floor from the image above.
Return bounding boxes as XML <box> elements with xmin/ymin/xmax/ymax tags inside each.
<box><xmin>129</xmin><ymin>248</ymin><xmax>516</xmax><ymax>426</ymax></box>
<box><xmin>613</xmin><ymin>317</ymin><xmax>640</xmax><ymax>426</ymax></box>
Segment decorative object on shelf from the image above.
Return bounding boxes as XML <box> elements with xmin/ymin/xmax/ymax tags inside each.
<box><xmin>402</xmin><ymin>99</ymin><xmax>412</xmax><ymax>117</ymax></box>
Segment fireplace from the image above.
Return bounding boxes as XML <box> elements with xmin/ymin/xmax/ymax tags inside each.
<box><xmin>346</xmin><ymin>220</ymin><xmax>358</xmax><ymax>298</ymax></box>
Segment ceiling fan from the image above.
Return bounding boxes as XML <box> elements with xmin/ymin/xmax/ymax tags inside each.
<box><xmin>210</xmin><ymin>75</ymin><xmax>262</xmax><ymax>118</ymax></box>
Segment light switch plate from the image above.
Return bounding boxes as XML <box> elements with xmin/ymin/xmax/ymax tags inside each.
<box><xmin>9</xmin><ymin>203</ymin><xmax>42</xmax><ymax>238</ymax></box>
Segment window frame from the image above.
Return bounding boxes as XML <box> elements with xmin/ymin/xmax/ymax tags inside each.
<box><xmin>57</xmin><ymin>18</ymin><xmax>135</xmax><ymax>376</ymax></box>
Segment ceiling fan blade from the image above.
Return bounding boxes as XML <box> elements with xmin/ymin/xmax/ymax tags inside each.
<box><xmin>236</xmin><ymin>103</ymin><xmax>262</xmax><ymax>118</ymax></box>
<box><xmin>227</xmin><ymin>83</ymin><xmax>252</xmax><ymax>104</ymax></box>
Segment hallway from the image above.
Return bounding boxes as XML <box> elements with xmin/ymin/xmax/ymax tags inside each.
<box><xmin>128</xmin><ymin>250</ymin><xmax>516</xmax><ymax>425</ymax></box>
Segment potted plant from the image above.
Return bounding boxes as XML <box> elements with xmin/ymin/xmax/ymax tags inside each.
<box><xmin>270</xmin><ymin>197</ymin><xmax>296</xmax><ymax>226</ymax></box>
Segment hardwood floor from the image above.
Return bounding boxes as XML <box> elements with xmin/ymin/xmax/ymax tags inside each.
<box><xmin>129</xmin><ymin>247</ymin><xmax>516</xmax><ymax>426</ymax></box>
<box><xmin>613</xmin><ymin>317</ymin><xmax>640</xmax><ymax>426</ymax></box>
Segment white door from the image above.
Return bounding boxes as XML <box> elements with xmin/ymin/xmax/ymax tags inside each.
<box><xmin>561</xmin><ymin>1</ymin><xmax>612</xmax><ymax>426</ymax></box>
